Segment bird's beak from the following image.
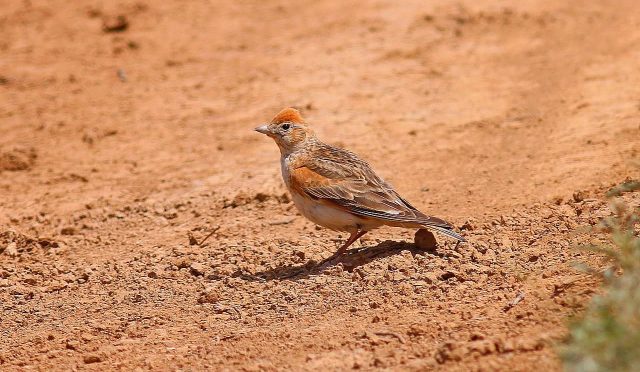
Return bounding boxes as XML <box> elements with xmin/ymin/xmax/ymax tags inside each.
<box><xmin>254</xmin><ymin>125</ymin><xmax>270</xmax><ymax>135</ymax></box>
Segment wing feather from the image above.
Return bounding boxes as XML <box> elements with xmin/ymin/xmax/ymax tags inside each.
<box><xmin>288</xmin><ymin>144</ymin><xmax>459</xmax><ymax>237</ymax></box>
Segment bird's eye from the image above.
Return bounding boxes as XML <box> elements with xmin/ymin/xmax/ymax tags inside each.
<box><xmin>281</xmin><ymin>123</ymin><xmax>291</xmax><ymax>130</ymax></box>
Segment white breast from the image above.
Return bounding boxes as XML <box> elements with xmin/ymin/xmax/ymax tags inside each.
<box><xmin>280</xmin><ymin>156</ymin><xmax>292</xmax><ymax>188</ymax></box>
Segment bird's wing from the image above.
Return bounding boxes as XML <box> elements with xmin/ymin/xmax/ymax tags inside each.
<box><xmin>289</xmin><ymin>146</ymin><xmax>453</xmax><ymax>230</ymax></box>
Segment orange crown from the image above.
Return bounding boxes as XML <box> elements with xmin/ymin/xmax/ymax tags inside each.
<box><xmin>270</xmin><ymin>107</ymin><xmax>305</xmax><ymax>124</ymax></box>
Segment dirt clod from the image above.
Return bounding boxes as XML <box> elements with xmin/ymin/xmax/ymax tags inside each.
<box><xmin>60</xmin><ymin>227</ymin><xmax>76</xmax><ymax>235</ymax></box>
<box><xmin>102</xmin><ymin>15</ymin><xmax>128</xmax><ymax>33</ymax></box>
<box><xmin>573</xmin><ymin>190</ymin><xmax>588</xmax><ymax>202</ymax></box>
<box><xmin>3</xmin><ymin>242</ymin><xmax>18</xmax><ymax>257</ymax></box>
<box><xmin>83</xmin><ymin>354</ymin><xmax>102</xmax><ymax>364</ymax></box>
<box><xmin>187</xmin><ymin>231</ymin><xmax>199</xmax><ymax>245</ymax></box>
<box><xmin>190</xmin><ymin>262</ymin><xmax>206</xmax><ymax>276</ymax></box>
<box><xmin>198</xmin><ymin>287</ymin><xmax>220</xmax><ymax>304</ymax></box>
<box><xmin>414</xmin><ymin>229</ymin><xmax>437</xmax><ymax>251</ymax></box>
<box><xmin>0</xmin><ymin>147</ymin><xmax>37</xmax><ymax>172</ymax></box>
<box><xmin>65</xmin><ymin>340</ymin><xmax>79</xmax><ymax>351</ymax></box>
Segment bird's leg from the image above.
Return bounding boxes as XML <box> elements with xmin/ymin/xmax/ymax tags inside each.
<box><xmin>321</xmin><ymin>230</ymin><xmax>368</xmax><ymax>265</ymax></box>
<box><xmin>337</xmin><ymin>230</ymin><xmax>368</xmax><ymax>256</ymax></box>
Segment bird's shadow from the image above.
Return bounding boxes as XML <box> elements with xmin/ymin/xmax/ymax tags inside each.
<box><xmin>246</xmin><ymin>240</ymin><xmax>448</xmax><ymax>281</ymax></box>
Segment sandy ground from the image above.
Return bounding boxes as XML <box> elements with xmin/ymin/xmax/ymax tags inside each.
<box><xmin>1</xmin><ymin>0</ymin><xmax>640</xmax><ymax>370</ymax></box>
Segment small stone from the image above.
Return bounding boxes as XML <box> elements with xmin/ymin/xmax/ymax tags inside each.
<box><xmin>254</xmin><ymin>192</ymin><xmax>270</xmax><ymax>202</ymax></box>
<box><xmin>470</xmin><ymin>332</ymin><xmax>485</xmax><ymax>341</ymax></box>
<box><xmin>23</xmin><ymin>275</ymin><xmax>38</xmax><ymax>285</ymax></box>
<box><xmin>440</xmin><ymin>270</ymin><xmax>464</xmax><ymax>281</ymax></box>
<box><xmin>414</xmin><ymin>229</ymin><xmax>437</xmax><ymax>251</ymax></box>
<box><xmin>0</xmin><ymin>146</ymin><xmax>37</xmax><ymax>171</ymax></box>
<box><xmin>163</xmin><ymin>209</ymin><xmax>178</xmax><ymax>219</ymax></box>
<box><xmin>198</xmin><ymin>287</ymin><xmax>219</xmax><ymax>304</ymax></box>
<box><xmin>76</xmin><ymin>272</ymin><xmax>89</xmax><ymax>283</ymax></box>
<box><xmin>573</xmin><ymin>190</ymin><xmax>587</xmax><ymax>202</ymax></box>
<box><xmin>66</xmin><ymin>340</ymin><xmax>80</xmax><ymax>350</ymax></box>
<box><xmin>171</xmin><ymin>257</ymin><xmax>190</xmax><ymax>269</ymax></box>
<box><xmin>4</xmin><ymin>242</ymin><xmax>18</xmax><ymax>257</ymax></box>
<box><xmin>541</xmin><ymin>208</ymin><xmax>554</xmax><ymax>219</ymax></box>
<box><xmin>460</xmin><ymin>220</ymin><xmax>475</xmax><ymax>231</ymax></box>
<box><xmin>474</xmin><ymin>242</ymin><xmax>488</xmax><ymax>254</ymax></box>
<box><xmin>187</xmin><ymin>232</ymin><xmax>198</xmax><ymax>245</ymax></box>
<box><xmin>190</xmin><ymin>262</ymin><xmax>206</xmax><ymax>276</ymax></box>
<box><xmin>38</xmin><ymin>239</ymin><xmax>60</xmax><ymax>249</ymax></box>
<box><xmin>45</xmin><ymin>281</ymin><xmax>68</xmax><ymax>292</ymax></box>
<box><xmin>424</xmin><ymin>272</ymin><xmax>439</xmax><ymax>284</ymax></box>
<box><xmin>60</xmin><ymin>227</ymin><xmax>76</xmax><ymax>235</ymax></box>
<box><xmin>83</xmin><ymin>354</ymin><xmax>102</xmax><ymax>364</ymax></box>
<box><xmin>81</xmin><ymin>333</ymin><xmax>95</xmax><ymax>342</ymax></box>
<box><xmin>102</xmin><ymin>15</ymin><xmax>128</xmax><ymax>33</ymax></box>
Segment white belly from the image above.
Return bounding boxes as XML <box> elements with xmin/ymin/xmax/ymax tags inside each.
<box><xmin>290</xmin><ymin>191</ymin><xmax>361</xmax><ymax>232</ymax></box>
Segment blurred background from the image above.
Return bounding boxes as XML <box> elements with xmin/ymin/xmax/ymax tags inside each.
<box><xmin>1</xmin><ymin>0</ymin><xmax>639</xmax><ymax>370</ymax></box>
<box><xmin>2</xmin><ymin>0</ymin><xmax>638</xmax><ymax>218</ymax></box>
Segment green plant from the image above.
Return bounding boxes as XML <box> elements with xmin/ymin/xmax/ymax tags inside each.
<box><xmin>561</xmin><ymin>179</ymin><xmax>640</xmax><ymax>372</ymax></box>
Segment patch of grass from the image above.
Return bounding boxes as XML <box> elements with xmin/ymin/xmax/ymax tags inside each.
<box><xmin>561</xmin><ymin>179</ymin><xmax>640</xmax><ymax>372</ymax></box>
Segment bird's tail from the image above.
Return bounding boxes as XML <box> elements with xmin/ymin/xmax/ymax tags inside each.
<box><xmin>423</xmin><ymin>224</ymin><xmax>466</xmax><ymax>242</ymax></box>
<box><xmin>407</xmin><ymin>212</ymin><xmax>466</xmax><ymax>242</ymax></box>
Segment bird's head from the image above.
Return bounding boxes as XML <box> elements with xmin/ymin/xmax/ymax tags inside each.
<box><xmin>255</xmin><ymin>107</ymin><xmax>314</xmax><ymax>155</ymax></box>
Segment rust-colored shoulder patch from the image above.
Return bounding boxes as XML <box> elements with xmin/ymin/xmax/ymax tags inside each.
<box><xmin>289</xmin><ymin>166</ymin><xmax>355</xmax><ymax>212</ymax></box>
<box><xmin>289</xmin><ymin>166</ymin><xmax>331</xmax><ymax>195</ymax></box>
<box><xmin>271</xmin><ymin>107</ymin><xmax>305</xmax><ymax>124</ymax></box>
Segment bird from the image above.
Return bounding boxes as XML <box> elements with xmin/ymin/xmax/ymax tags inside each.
<box><xmin>255</xmin><ymin>107</ymin><xmax>465</xmax><ymax>263</ymax></box>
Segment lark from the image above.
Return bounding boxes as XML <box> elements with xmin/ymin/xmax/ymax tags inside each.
<box><xmin>255</xmin><ymin>107</ymin><xmax>465</xmax><ymax>262</ymax></box>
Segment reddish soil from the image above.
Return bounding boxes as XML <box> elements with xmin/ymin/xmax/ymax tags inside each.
<box><xmin>1</xmin><ymin>0</ymin><xmax>639</xmax><ymax>370</ymax></box>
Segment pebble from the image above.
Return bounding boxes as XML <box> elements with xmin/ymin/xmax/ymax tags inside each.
<box><xmin>190</xmin><ymin>262</ymin><xmax>206</xmax><ymax>276</ymax></box>
<box><xmin>66</xmin><ymin>340</ymin><xmax>80</xmax><ymax>350</ymax></box>
<box><xmin>60</xmin><ymin>227</ymin><xmax>76</xmax><ymax>235</ymax></box>
<box><xmin>424</xmin><ymin>272</ymin><xmax>439</xmax><ymax>284</ymax></box>
<box><xmin>102</xmin><ymin>15</ymin><xmax>128</xmax><ymax>33</ymax></box>
<box><xmin>414</xmin><ymin>229</ymin><xmax>437</xmax><ymax>251</ymax></box>
<box><xmin>198</xmin><ymin>287</ymin><xmax>219</xmax><ymax>304</ymax></box>
<box><xmin>23</xmin><ymin>275</ymin><xmax>38</xmax><ymax>285</ymax></box>
<box><xmin>4</xmin><ymin>242</ymin><xmax>18</xmax><ymax>257</ymax></box>
<box><xmin>83</xmin><ymin>354</ymin><xmax>102</xmax><ymax>364</ymax></box>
